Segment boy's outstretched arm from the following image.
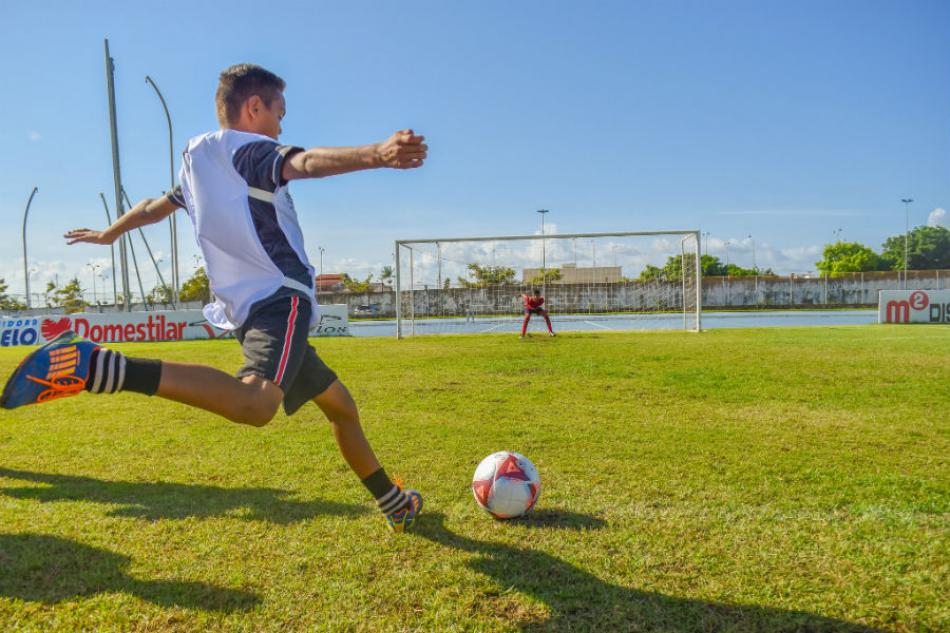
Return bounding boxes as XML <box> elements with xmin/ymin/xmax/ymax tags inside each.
<box><xmin>282</xmin><ymin>129</ymin><xmax>427</xmax><ymax>181</ymax></box>
<box><xmin>65</xmin><ymin>195</ymin><xmax>181</xmax><ymax>246</ymax></box>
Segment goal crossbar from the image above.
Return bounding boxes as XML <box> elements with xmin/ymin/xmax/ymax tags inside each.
<box><xmin>395</xmin><ymin>230</ymin><xmax>703</xmax><ymax>338</ymax></box>
<box><xmin>396</xmin><ymin>229</ymin><xmax>700</xmax><ymax>247</ymax></box>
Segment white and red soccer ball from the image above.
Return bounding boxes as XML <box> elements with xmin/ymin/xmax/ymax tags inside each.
<box><xmin>471</xmin><ymin>451</ymin><xmax>541</xmax><ymax>519</ymax></box>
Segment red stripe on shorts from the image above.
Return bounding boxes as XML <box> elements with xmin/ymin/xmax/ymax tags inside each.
<box><xmin>274</xmin><ymin>295</ymin><xmax>300</xmax><ymax>386</ymax></box>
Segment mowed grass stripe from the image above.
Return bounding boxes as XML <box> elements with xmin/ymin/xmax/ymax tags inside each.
<box><xmin>0</xmin><ymin>325</ymin><xmax>947</xmax><ymax>631</ymax></box>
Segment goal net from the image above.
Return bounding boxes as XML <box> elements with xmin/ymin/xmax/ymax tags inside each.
<box><xmin>395</xmin><ymin>231</ymin><xmax>702</xmax><ymax>337</ymax></box>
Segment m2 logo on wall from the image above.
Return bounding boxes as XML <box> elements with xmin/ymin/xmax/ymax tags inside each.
<box><xmin>879</xmin><ymin>290</ymin><xmax>950</xmax><ymax>324</ymax></box>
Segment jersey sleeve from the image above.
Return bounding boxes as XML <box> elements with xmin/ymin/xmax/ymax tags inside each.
<box><xmin>165</xmin><ymin>185</ymin><xmax>186</xmax><ymax>208</ymax></box>
<box><xmin>232</xmin><ymin>141</ymin><xmax>304</xmax><ymax>191</ymax></box>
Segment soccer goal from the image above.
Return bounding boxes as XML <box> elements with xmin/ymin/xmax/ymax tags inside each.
<box><xmin>394</xmin><ymin>231</ymin><xmax>702</xmax><ymax>337</ymax></box>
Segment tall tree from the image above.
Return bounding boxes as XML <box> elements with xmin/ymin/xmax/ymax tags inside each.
<box><xmin>179</xmin><ymin>267</ymin><xmax>211</xmax><ymax>303</ymax></box>
<box><xmin>146</xmin><ymin>284</ymin><xmax>174</xmax><ymax>306</ymax></box>
<box><xmin>529</xmin><ymin>268</ymin><xmax>561</xmax><ymax>285</ymax></box>
<box><xmin>640</xmin><ymin>255</ymin><xmax>761</xmax><ymax>281</ymax></box>
<box><xmin>457</xmin><ymin>263</ymin><xmax>516</xmax><ymax>288</ymax></box>
<box><xmin>816</xmin><ymin>241</ymin><xmax>885</xmax><ymax>277</ymax></box>
<box><xmin>53</xmin><ymin>277</ymin><xmax>86</xmax><ymax>314</ymax></box>
<box><xmin>342</xmin><ymin>273</ymin><xmax>373</xmax><ymax>293</ymax></box>
<box><xmin>881</xmin><ymin>226</ymin><xmax>950</xmax><ymax>270</ymax></box>
<box><xmin>0</xmin><ymin>278</ymin><xmax>27</xmax><ymax>312</ymax></box>
<box><xmin>44</xmin><ymin>281</ymin><xmax>58</xmax><ymax>309</ymax></box>
<box><xmin>380</xmin><ymin>265</ymin><xmax>394</xmax><ymax>289</ymax></box>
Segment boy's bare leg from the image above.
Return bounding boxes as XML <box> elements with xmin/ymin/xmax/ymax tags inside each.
<box><xmin>313</xmin><ymin>380</ymin><xmax>381</xmax><ymax>479</ymax></box>
<box><xmin>156</xmin><ymin>362</ymin><xmax>283</xmax><ymax>426</ymax></box>
<box><xmin>313</xmin><ymin>379</ymin><xmax>421</xmax><ymax>531</ymax></box>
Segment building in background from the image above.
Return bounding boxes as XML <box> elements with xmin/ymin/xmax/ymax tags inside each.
<box><xmin>522</xmin><ymin>263</ymin><xmax>623</xmax><ymax>284</ymax></box>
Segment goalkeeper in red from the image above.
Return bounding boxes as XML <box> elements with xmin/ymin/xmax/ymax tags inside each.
<box><xmin>520</xmin><ymin>289</ymin><xmax>555</xmax><ymax>338</ymax></box>
<box><xmin>1</xmin><ymin>64</ymin><xmax>426</xmax><ymax>532</ymax></box>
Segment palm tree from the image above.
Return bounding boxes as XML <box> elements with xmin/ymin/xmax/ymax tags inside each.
<box><xmin>381</xmin><ymin>265</ymin><xmax>394</xmax><ymax>290</ymax></box>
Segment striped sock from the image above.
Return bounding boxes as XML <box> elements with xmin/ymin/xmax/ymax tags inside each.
<box><xmin>85</xmin><ymin>349</ymin><xmax>162</xmax><ymax>396</ymax></box>
<box><xmin>361</xmin><ymin>468</ymin><xmax>409</xmax><ymax>515</ymax></box>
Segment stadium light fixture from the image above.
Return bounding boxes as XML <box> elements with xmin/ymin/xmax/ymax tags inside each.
<box><xmin>21</xmin><ymin>186</ymin><xmax>38</xmax><ymax>309</ymax></box>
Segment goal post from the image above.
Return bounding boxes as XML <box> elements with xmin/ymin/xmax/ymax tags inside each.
<box><xmin>395</xmin><ymin>230</ymin><xmax>702</xmax><ymax>338</ymax></box>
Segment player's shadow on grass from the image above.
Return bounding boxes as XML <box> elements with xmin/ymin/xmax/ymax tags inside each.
<box><xmin>0</xmin><ymin>533</ymin><xmax>259</xmax><ymax>611</ymax></box>
<box><xmin>415</xmin><ymin>512</ymin><xmax>883</xmax><ymax>633</ymax></box>
<box><xmin>509</xmin><ymin>507</ymin><xmax>606</xmax><ymax>530</ymax></box>
<box><xmin>0</xmin><ymin>467</ymin><xmax>366</xmax><ymax>523</ymax></box>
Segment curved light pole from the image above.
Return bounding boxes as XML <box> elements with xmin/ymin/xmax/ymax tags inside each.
<box><xmin>21</xmin><ymin>186</ymin><xmax>38</xmax><ymax>309</ymax></box>
<box><xmin>146</xmin><ymin>75</ymin><xmax>179</xmax><ymax>307</ymax></box>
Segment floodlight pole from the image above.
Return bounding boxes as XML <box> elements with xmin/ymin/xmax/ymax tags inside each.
<box><xmin>146</xmin><ymin>75</ymin><xmax>179</xmax><ymax>308</ymax></box>
<box><xmin>105</xmin><ymin>39</ymin><xmax>131</xmax><ymax>312</ymax></box>
<box><xmin>99</xmin><ymin>193</ymin><xmax>118</xmax><ymax>307</ymax></box>
<box><xmin>21</xmin><ymin>186</ymin><xmax>38</xmax><ymax>309</ymax></box>
<box><xmin>87</xmin><ymin>263</ymin><xmax>101</xmax><ymax>305</ymax></box>
<box><xmin>317</xmin><ymin>245</ymin><xmax>325</xmax><ymax>301</ymax></box>
<box><xmin>537</xmin><ymin>209</ymin><xmax>549</xmax><ymax>293</ymax></box>
<box><xmin>901</xmin><ymin>198</ymin><xmax>913</xmax><ymax>289</ymax></box>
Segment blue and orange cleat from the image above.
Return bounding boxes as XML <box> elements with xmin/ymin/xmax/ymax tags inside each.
<box><xmin>386</xmin><ymin>488</ymin><xmax>423</xmax><ymax>533</ymax></box>
<box><xmin>0</xmin><ymin>331</ymin><xmax>98</xmax><ymax>409</ymax></box>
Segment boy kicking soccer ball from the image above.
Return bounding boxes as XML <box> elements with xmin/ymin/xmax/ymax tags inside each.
<box><xmin>1</xmin><ymin>64</ymin><xmax>426</xmax><ymax>532</ymax></box>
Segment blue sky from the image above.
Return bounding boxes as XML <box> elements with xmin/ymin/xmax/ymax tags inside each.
<box><xmin>2</xmin><ymin>0</ymin><xmax>948</xmax><ymax>299</ymax></box>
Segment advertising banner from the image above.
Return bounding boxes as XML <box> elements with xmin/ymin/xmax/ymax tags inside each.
<box><xmin>0</xmin><ymin>305</ymin><xmax>349</xmax><ymax>347</ymax></box>
<box><xmin>878</xmin><ymin>289</ymin><xmax>950</xmax><ymax>324</ymax></box>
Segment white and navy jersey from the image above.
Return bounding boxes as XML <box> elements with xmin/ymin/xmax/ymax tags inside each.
<box><xmin>174</xmin><ymin>129</ymin><xmax>316</xmax><ymax>330</ymax></box>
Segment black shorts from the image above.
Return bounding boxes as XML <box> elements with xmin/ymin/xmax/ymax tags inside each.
<box><xmin>235</xmin><ymin>288</ymin><xmax>338</xmax><ymax>415</ymax></box>
<box><xmin>525</xmin><ymin>308</ymin><xmax>545</xmax><ymax>315</ymax></box>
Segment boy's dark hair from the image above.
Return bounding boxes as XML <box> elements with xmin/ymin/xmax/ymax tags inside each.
<box><xmin>532</xmin><ymin>288</ymin><xmax>541</xmax><ymax>295</ymax></box>
<box><xmin>216</xmin><ymin>64</ymin><xmax>286</xmax><ymax>126</ymax></box>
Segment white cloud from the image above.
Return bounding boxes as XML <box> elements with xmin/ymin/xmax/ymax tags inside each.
<box><xmin>928</xmin><ymin>208</ymin><xmax>947</xmax><ymax>228</ymax></box>
<box><xmin>27</xmin><ymin>130</ymin><xmax>41</xmax><ymax>142</ymax></box>
<box><xmin>697</xmin><ymin>236</ymin><xmax>823</xmax><ymax>274</ymax></box>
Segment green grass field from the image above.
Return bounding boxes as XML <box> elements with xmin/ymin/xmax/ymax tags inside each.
<box><xmin>0</xmin><ymin>326</ymin><xmax>948</xmax><ymax>632</ymax></box>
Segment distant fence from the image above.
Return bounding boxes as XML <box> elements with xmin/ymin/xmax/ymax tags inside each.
<box><xmin>322</xmin><ymin>270</ymin><xmax>949</xmax><ymax>317</ymax></box>
<box><xmin>5</xmin><ymin>270</ymin><xmax>947</xmax><ymax>319</ymax></box>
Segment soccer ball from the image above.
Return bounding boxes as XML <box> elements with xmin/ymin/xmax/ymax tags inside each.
<box><xmin>471</xmin><ymin>451</ymin><xmax>541</xmax><ymax>519</ymax></box>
